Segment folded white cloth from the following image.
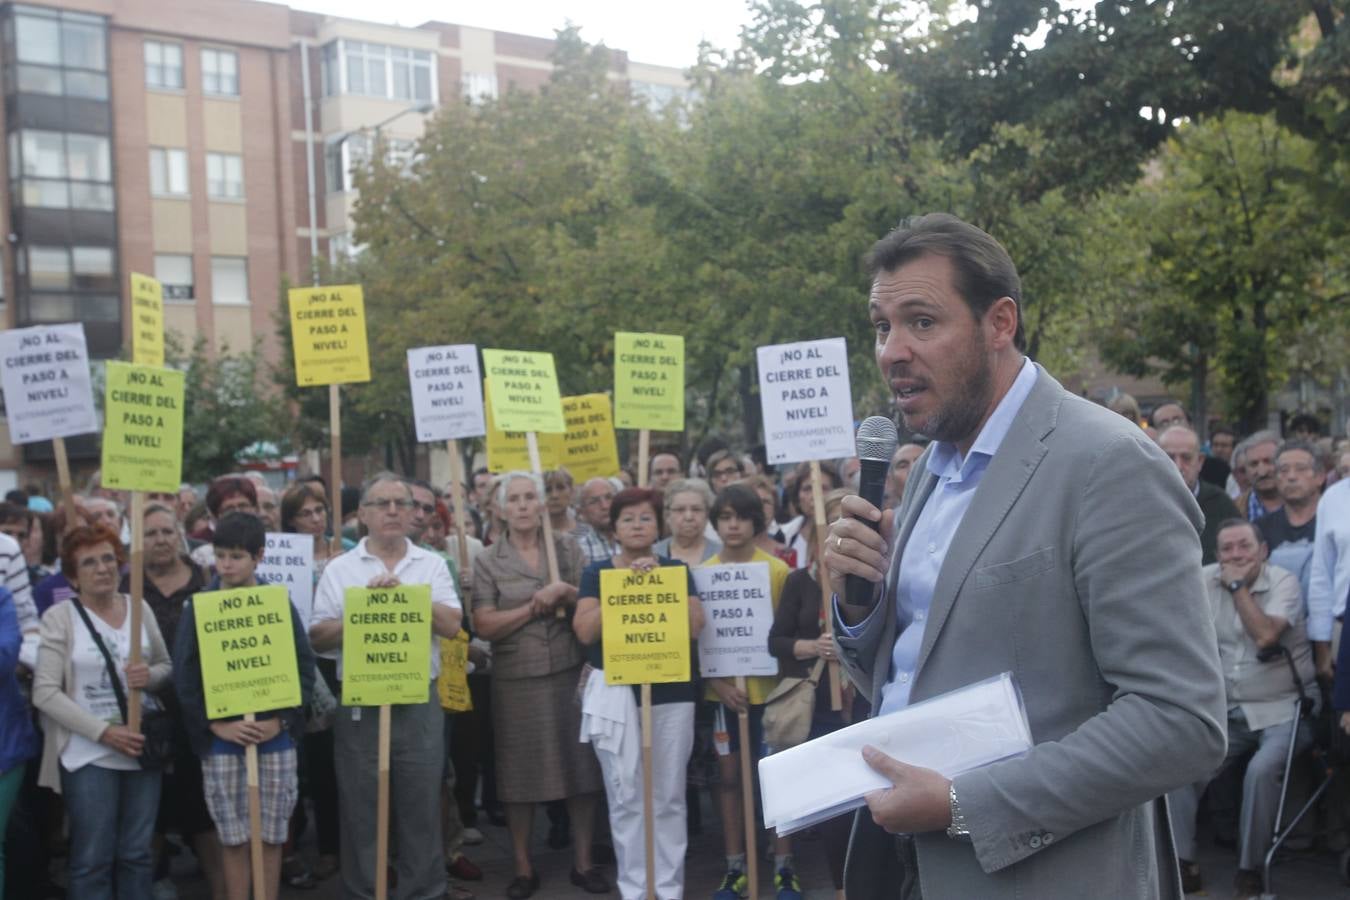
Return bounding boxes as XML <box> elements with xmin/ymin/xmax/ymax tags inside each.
<box><xmin>579</xmin><ymin>668</ymin><xmax>640</xmax><ymax>796</ymax></box>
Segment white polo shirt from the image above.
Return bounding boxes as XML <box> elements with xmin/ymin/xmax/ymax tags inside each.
<box><xmin>311</xmin><ymin>537</ymin><xmax>461</xmax><ymax>679</ymax></box>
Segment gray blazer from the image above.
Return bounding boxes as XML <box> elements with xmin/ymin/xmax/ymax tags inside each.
<box><xmin>834</xmin><ymin>366</ymin><xmax>1226</xmax><ymax>900</ymax></box>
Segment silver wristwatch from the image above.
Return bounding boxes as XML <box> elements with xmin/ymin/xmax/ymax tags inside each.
<box><xmin>947</xmin><ymin>782</ymin><xmax>971</xmax><ymax>840</ymax></box>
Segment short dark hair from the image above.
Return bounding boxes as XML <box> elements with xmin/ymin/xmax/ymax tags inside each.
<box><xmin>867</xmin><ymin>212</ymin><xmax>1025</xmax><ymax>352</ymax></box>
<box><xmin>4</xmin><ymin>490</ymin><xmax>27</xmax><ymax>506</ymax></box>
<box><xmin>1276</xmin><ymin>439</ymin><xmax>1324</xmax><ymax>473</ymax></box>
<box><xmin>1216</xmin><ymin>517</ymin><xmax>1262</xmax><ymax>546</ymax></box>
<box><xmin>711</xmin><ymin>484</ymin><xmax>766</xmax><ymax>536</ymax></box>
<box><xmin>609</xmin><ymin>487</ymin><xmax>664</xmax><ymax>535</ymax></box>
<box><xmin>1287</xmin><ymin>412</ymin><xmax>1322</xmax><ymax>436</ymax></box>
<box><xmin>0</xmin><ymin>502</ymin><xmax>30</xmax><ymax>528</ymax></box>
<box><xmin>212</xmin><ymin>512</ymin><xmax>266</xmax><ymax>557</ymax></box>
<box><xmin>1148</xmin><ymin>401</ymin><xmax>1188</xmax><ymax>428</ymax></box>
<box><xmin>1210</xmin><ymin>425</ymin><xmax>1236</xmax><ymax>441</ymax></box>
<box><xmin>280</xmin><ymin>482</ymin><xmax>327</xmax><ymax>532</ymax></box>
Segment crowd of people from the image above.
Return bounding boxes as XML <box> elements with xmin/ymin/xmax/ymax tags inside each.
<box><xmin>0</xmin><ymin>398</ymin><xmax>1347</xmax><ymax>900</ymax></box>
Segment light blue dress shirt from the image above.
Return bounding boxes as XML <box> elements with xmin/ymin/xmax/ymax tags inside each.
<box><xmin>844</xmin><ymin>357</ymin><xmax>1038</xmax><ymax>715</ymax></box>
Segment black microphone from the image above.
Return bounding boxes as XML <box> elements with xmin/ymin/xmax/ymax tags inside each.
<box><xmin>844</xmin><ymin>416</ymin><xmax>899</xmax><ymax>608</ymax></box>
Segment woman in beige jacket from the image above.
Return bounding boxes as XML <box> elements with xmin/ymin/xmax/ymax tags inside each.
<box><xmin>33</xmin><ymin>524</ymin><xmax>172</xmax><ymax>900</ymax></box>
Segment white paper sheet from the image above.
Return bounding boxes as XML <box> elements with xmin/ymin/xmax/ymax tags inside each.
<box><xmin>759</xmin><ymin>672</ymin><xmax>1032</xmax><ymax>835</ymax></box>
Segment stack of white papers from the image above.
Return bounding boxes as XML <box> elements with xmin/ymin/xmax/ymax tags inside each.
<box><xmin>759</xmin><ymin>672</ymin><xmax>1032</xmax><ymax>835</ymax></box>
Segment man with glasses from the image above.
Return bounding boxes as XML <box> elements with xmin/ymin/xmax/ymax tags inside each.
<box><xmin>310</xmin><ymin>473</ymin><xmax>464</xmax><ymax>900</ymax></box>
<box><xmin>705</xmin><ymin>450</ymin><xmax>744</xmax><ymax>494</ymax></box>
<box><xmin>573</xmin><ymin>478</ymin><xmax>619</xmax><ymax>565</ymax></box>
<box><xmin>1257</xmin><ymin>441</ymin><xmax>1322</xmax><ymax>597</ymax></box>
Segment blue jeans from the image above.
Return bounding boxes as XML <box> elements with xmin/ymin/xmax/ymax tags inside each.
<box><xmin>61</xmin><ymin>763</ymin><xmax>161</xmax><ymax>900</ymax></box>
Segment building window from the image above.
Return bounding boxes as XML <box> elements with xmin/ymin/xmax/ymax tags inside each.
<box><xmin>211</xmin><ymin>257</ymin><xmax>248</xmax><ymax>304</ymax></box>
<box><xmin>462</xmin><ymin>71</ymin><xmax>498</xmax><ymax>103</ymax></box>
<box><xmin>9</xmin><ymin>6</ymin><xmax>108</xmax><ymax>99</ymax></box>
<box><xmin>155</xmin><ymin>254</ymin><xmax>194</xmax><ymax>301</ymax></box>
<box><xmin>325</xmin><ymin>133</ymin><xmax>416</xmax><ymax>193</ymax></box>
<box><xmin>71</xmin><ymin>247</ymin><xmax>114</xmax><ymax>291</ymax></box>
<box><xmin>202</xmin><ymin>48</ymin><xmax>238</xmax><ymax>96</ymax></box>
<box><xmin>11</xmin><ymin>129</ymin><xmax>113</xmax><ymax>211</ymax></box>
<box><xmin>148</xmin><ymin>147</ymin><xmax>189</xmax><ymax>197</ymax></box>
<box><xmin>26</xmin><ymin>245</ymin><xmax>115</xmax><ymax>293</ymax></box>
<box><xmin>321</xmin><ymin>39</ymin><xmax>435</xmax><ymax>102</ymax></box>
<box><xmin>206</xmin><ymin>152</ymin><xmax>243</xmax><ymax>200</ymax></box>
<box><xmin>144</xmin><ymin>40</ymin><xmax>184</xmax><ymax>90</ymax></box>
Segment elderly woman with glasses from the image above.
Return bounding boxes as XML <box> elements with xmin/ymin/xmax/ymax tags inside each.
<box><xmin>471</xmin><ymin>471</ymin><xmax>606</xmax><ymax>898</ymax></box>
<box><xmin>33</xmin><ymin>525</ymin><xmax>173</xmax><ymax>900</ymax></box>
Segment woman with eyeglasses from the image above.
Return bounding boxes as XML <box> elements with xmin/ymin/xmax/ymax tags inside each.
<box><xmin>471</xmin><ymin>471</ymin><xmax>606</xmax><ymax>899</ymax></box>
<box><xmin>33</xmin><ymin>525</ymin><xmax>173</xmax><ymax>900</ymax></box>
<box><xmin>653</xmin><ymin>478</ymin><xmax>721</xmax><ymax>566</ymax></box>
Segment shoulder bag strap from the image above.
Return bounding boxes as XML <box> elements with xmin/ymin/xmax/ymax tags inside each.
<box><xmin>70</xmin><ymin>597</ymin><xmax>131</xmax><ymax>724</ymax></box>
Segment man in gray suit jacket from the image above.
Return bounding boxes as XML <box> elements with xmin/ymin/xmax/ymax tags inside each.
<box><xmin>823</xmin><ymin>213</ymin><xmax>1226</xmax><ymax>900</ymax></box>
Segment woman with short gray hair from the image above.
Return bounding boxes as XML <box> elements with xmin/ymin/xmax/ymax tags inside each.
<box><xmin>654</xmin><ymin>479</ymin><xmax>720</xmax><ymax>566</ymax></box>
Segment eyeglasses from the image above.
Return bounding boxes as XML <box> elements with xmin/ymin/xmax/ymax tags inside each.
<box><xmin>413</xmin><ymin>502</ymin><xmax>436</xmax><ymax>514</ymax></box>
<box><xmin>582</xmin><ymin>494</ymin><xmax>613</xmax><ymax>507</ymax></box>
<box><xmin>710</xmin><ymin>466</ymin><xmax>740</xmax><ymax>479</ymax></box>
<box><xmin>1276</xmin><ymin>462</ymin><xmax>1315</xmax><ymax>475</ymax></box>
<box><xmin>361</xmin><ymin>498</ymin><xmax>414</xmax><ymax>511</ymax></box>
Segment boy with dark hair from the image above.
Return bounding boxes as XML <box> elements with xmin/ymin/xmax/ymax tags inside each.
<box><xmin>703</xmin><ymin>484</ymin><xmax>798</xmax><ymax>900</ymax></box>
<box><xmin>173</xmin><ymin>512</ymin><xmax>314</xmax><ymax>900</ymax></box>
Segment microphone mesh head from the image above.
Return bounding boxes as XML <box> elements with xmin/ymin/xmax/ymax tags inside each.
<box><xmin>855</xmin><ymin>416</ymin><xmax>899</xmax><ymax>461</ymax></box>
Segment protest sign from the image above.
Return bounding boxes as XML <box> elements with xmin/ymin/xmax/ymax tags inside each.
<box><xmin>0</xmin><ymin>324</ymin><xmax>97</xmax><ymax>444</ymax></box>
<box><xmin>484</xmin><ymin>379</ymin><xmax>542</xmax><ymax>473</ymax></box>
<box><xmin>756</xmin><ymin>337</ymin><xmax>856</xmax><ymax>465</ymax></box>
<box><xmin>691</xmin><ymin>563</ymin><xmax>779</xmax><ymax>679</ymax></box>
<box><xmin>101</xmin><ymin>362</ymin><xmax>184</xmax><ymax>493</ymax></box>
<box><xmin>600</xmin><ymin>566</ymin><xmax>690</xmax><ymax>686</ymax></box>
<box><xmin>407</xmin><ymin>344</ymin><xmax>486</xmax><ymax>442</ymax></box>
<box><xmin>192</xmin><ymin>585</ymin><xmax>301</xmax><ymax>719</ymax></box>
<box><xmin>257</xmin><ymin>533</ymin><xmax>314</xmax><ymax>630</ymax></box>
<box><xmin>557</xmin><ymin>394</ymin><xmax>620</xmax><ymax>482</ymax></box>
<box><xmin>614</xmin><ymin>332</ymin><xmax>684</xmax><ymax>432</ymax></box>
<box><xmin>288</xmin><ymin>284</ymin><xmax>371</xmax><ymax>387</ymax></box>
<box><xmin>341</xmin><ymin>584</ymin><xmax>432</xmax><ymax>705</ymax></box>
<box><xmin>129</xmin><ymin>273</ymin><xmax>164</xmax><ymax>367</ymax></box>
<box><xmin>436</xmin><ymin>632</ymin><xmax>473</xmax><ymax>712</ymax></box>
<box><xmin>481</xmin><ymin>349</ymin><xmax>565</xmax><ymax>434</ymax></box>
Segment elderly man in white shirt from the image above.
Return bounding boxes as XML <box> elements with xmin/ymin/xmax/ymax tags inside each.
<box><xmin>1167</xmin><ymin>518</ymin><xmax>1314</xmax><ymax>900</ymax></box>
<box><xmin>310</xmin><ymin>473</ymin><xmax>463</xmax><ymax>900</ymax></box>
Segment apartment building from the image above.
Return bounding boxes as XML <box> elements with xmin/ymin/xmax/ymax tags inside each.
<box><xmin>0</xmin><ymin>0</ymin><xmax>690</xmax><ymax>485</ymax></box>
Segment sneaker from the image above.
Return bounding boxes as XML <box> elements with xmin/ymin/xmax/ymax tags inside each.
<box><xmin>712</xmin><ymin>870</ymin><xmax>747</xmax><ymax>900</ymax></box>
<box><xmin>774</xmin><ymin>867</ymin><xmax>803</xmax><ymax>900</ymax></box>
<box><xmin>461</xmin><ymin>826</ymin><xmax>484</xmax><ymax>846</ymax></box>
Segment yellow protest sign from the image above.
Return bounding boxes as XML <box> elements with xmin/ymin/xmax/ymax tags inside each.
<box><xmin>436</xmin><ymin>631</ymin><xmax>473</xmax><ymax>712</ymax></box>
<box><xmin>101</xmin><ymin>362</ymin><xmax>184</xmax><ymax>493</ymax></box>
<box><xmin>557</xmin><ymin>394</ymin><xmax>620</xmax><ymax>482</ymax></box>
<box><xmin>288</xmin><ymin>284</ymin><xmax>371</xmax><ymax>386</ymax></box>
<box><xmin>481</xmin><ymin>349</ymin><xmax>565</xmax><ymax>434</ymax></box>
<box><xmin>484</xmin><ymin>379</ymin><xmax>548</xmax><ymax>473</ymax></box>
<box><xmin>341</xmin><ymin>584</ymin><xmax>432</xmax><ymax>705</ymax></box>
<box><xmin>193</xmin><ymin>585</ymin><xmax>301</xmax><ymax>719</ymax></box>
<box><xmin>600</xmin><ymin>566</ymin><xmax>691</xmax><ymax>686</ymax></box>
<box><xmin>614</xmin><ymin>332</ymin><xmax>684</xmax><ymax>432</ymax></box>
<box><xmin>129</xmin><ymin>272</ymin><xmax>164</xmax><ymax>367</ymax></box>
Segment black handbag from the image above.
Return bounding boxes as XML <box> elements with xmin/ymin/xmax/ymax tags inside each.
<box><xmin>71</xmin><ymin>597</ymin><xmax>175</xmax><ymax>770</ymax></box>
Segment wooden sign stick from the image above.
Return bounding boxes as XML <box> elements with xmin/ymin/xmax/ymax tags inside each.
<box><xmin>637</xmin><ymin>428</ymin><xmax>650</xmax><ymax>488</ymax></box>
<box><xmin>243</xmin><ymin>712</ymin><xmax>266</xmax><ymax>900</ymax></box>
<box><xmin>641</xmin><ymin>682</ymin><xmax>656</xmax><ymax>900</ymax></box>
<box><xmin>735</xmin><ymin>675</ymin><xmax>758</xmax><ymax>900</ymax></box>
<box><xmin>375</xmin><ymin>703</ymin><xmax>392</xmax><ymax>900</ymax></box>
<box><xmin>329</xmin><ymin>385</ymin><xmax>343</xmax><ymax>558</ymax></box>
<box><xmin>51</xmin><ymin>436</ymin><xmax>79</xmax><ymax>532</ymax></box>
<box><xmin>809</xmin><ymin>461</ymin><xmax>843</xmax><ymax>711</ymax></box>
<box><xmin>525</xmin><ymin>432</ymin><xmax>564</xmax><ymax>618</ymax></box>
<box><xmin>127</xmin><ymin>491</ymin><xmax>145</xmax><ymax>730</ymax></box>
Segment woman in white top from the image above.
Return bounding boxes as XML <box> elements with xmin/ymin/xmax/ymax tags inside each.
<box><xmin>33</xmin><ymin>524</ymin><xmax>172</xmax><ymax>900</ymax></box>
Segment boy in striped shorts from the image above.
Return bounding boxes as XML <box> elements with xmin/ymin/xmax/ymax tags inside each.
<box><xmin>173</xmin><ymin>512</ymin><xmax>314</xmax><ymax>900</ymax></box>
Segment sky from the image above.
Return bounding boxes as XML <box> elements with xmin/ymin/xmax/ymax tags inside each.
<box><xmin>288</xmin><ymin>0</ymin><xmax>758</xmax><ymax>69</ymax></box>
